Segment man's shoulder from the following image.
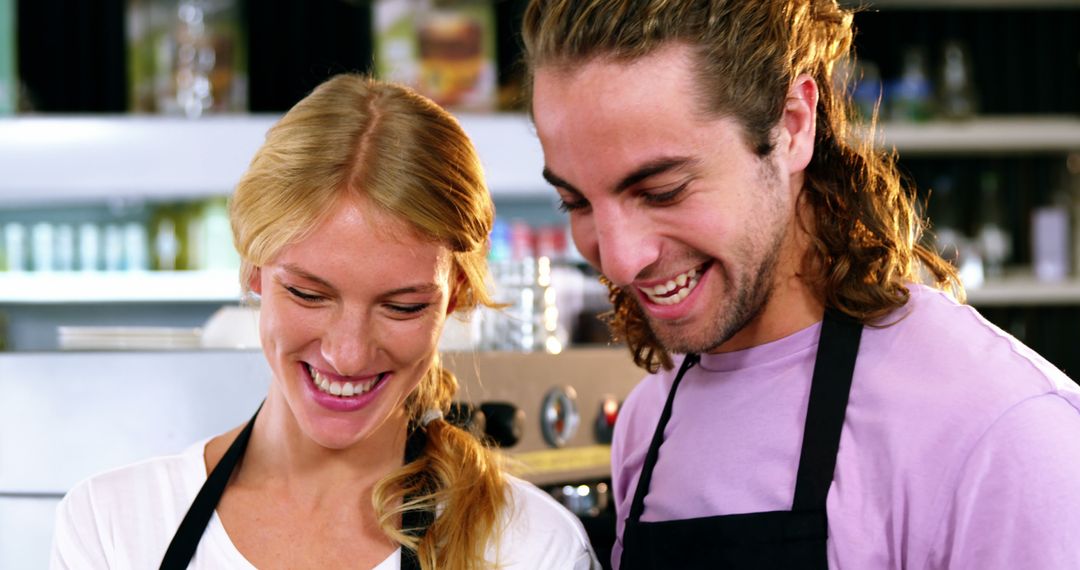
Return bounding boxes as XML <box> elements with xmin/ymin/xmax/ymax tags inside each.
<box><xmin>871</xmin><ymin>283</ymin><xmax>1075</xmax><ymax>396</ymax></box>
<box><xmin>853</xmin><ymin>284</ymin><xmax>1080</xmax><ymax>456</ymax></box>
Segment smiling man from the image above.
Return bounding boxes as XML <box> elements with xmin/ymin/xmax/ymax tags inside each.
<box><xmin>522</xmin><ymin>1</ymin><xmax>1080</xmax><ymax>569</ymax></box>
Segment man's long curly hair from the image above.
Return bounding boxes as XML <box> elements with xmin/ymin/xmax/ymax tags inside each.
<box><xmin>523</xmin><ymin>0</ymin><xmax>962</xmax><ymax>372</ymax></box>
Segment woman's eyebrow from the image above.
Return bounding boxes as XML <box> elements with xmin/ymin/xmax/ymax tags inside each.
<box><xmin>280</xmin><ymin>263</ymin><xmax>337</xmax><ymax>292</ymax></box>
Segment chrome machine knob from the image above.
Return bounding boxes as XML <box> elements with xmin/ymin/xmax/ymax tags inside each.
<box><xmin>540</xmin><ymin>386</ymin><xmax>580</xmax><ymax>448</ymax></box>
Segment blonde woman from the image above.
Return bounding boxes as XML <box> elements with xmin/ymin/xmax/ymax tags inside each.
<box><xmin>50</xmin><ymin>74</ymin><xmax>599</xmax><ymax>570</ymax></box>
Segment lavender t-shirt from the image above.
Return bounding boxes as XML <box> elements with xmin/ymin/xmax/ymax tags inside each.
<box><xmin>611</xmin><ymin>284</ymin><xmax>1080</xmax><ymax>569</ymax></box>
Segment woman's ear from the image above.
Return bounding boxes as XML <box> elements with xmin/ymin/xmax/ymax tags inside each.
<box><xmin>248</xmin><ymin>267</ymin><xmax>263</xmax><ymax>296</ymax></box>
<box><xmin>446</xmin><ymin>271</ymin><xmax>466</xmax><ymax>315</ymax></box>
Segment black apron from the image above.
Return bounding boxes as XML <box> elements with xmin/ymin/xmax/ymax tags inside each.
<box><xmin>619</xmin><ymin>309</ymin><xmax>862</xmax><ymax>569</ymax></box>
<box><xmin>159</xmin><ymin>404</ymin><xmax>432</xmax><ymax>570</ymax></box>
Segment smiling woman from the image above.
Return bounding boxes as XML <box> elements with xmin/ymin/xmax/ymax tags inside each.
<box><xmin>49</xmin><ymin>75</ymin><xmax>599</xmax><ymax>570</ymax></box>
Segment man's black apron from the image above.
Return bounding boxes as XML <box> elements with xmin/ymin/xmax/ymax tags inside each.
<box><xmin>619</xmin><ymin>309</ymin><xmax>862</xmax><ymax>569</ymax></box>
<box><xmin>158</xmin><ymin>404</ymin><xmax>431</xmax><ymax>570</ymax></box>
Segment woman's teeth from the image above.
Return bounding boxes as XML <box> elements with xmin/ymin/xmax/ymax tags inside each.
<box><xmin>308</xmin><ymin>365</ymin><xmax>383</xmax><ymax>397</ymax></box>
<box><xmin>642</xmin><ymin>266</ymin><xmax>701</xmax><ymax>306</ymax></box>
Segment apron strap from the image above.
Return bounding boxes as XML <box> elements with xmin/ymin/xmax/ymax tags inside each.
<box><xmin>159</xmin><ymin>402</ymin><xmax>262</xmax><ymax>570</ymax></box>
<box><xmin>791</xmin><ymin>309</ymin><xmax>862</xmax><ymax>512</ymax></box>
<box><xmin>400</xmin><ymin>425</ymin><xmax>433</xmax><ymax>569</ymax></box>
<box><xmin>625</xmin><ymin>353</ymin><xmax>700</xmax><ymax>524</ymax></box>
<box><xmin>160</xmin><ymin>402</ymin><xmax>433</xmax><ymax>570</ymax></box>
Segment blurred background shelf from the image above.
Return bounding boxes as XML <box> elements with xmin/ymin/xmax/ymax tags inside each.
<box><xmin>965</xmin><ymin>275</ymin><xmax>1080</xmax><ymax>306</ymax></box>
<box><xmin>0</xmin><ymin>113</ymin><xmax>546</xmax><ymax>205</ymax></box>
<box><xmin>1</xmin><ymin>114</ymin><xmax>1076</xmax><ymax>206</ymax></box>
<box><xmin>0</xmin><ymin>270</ymin><xmax>241</xmax><ymax>304</ymax></box>
<box><xmin>2</xmin><ymin>268</ymin><xmax>1080</xmax><ymax>308</ymax></box>
<box><xmin>876</xmin><ymin>115</ymin><xmax>1080</xmax><ymax>155</ymax></box>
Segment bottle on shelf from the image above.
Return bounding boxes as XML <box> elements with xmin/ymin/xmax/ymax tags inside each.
<box><xmin>55</xmin><ymin>224</ymin><xmax>76</xmax><ymax>272</ymax></box>
<box><xmin>126</xmin><ymin>0</ymin><xmax>247</xmax><ymax>117</ymax></box>
<box><xmin>2</xmin><ymin>222</ymin><xmax>26</xmax><ymax>271</ymax></box>
<box><xmin>1032</xmin><ymin>163</ymin><xmax>1080</xmax><ymax>284</ymax></box>
<box><xmin>937</xmin><ymin>39</ymin><xmax>978</xmax><ymax>121</ymax></box>
<box><xmin>78</xmin><ymin>223</ymin><xmax>102</xmax><ymax>271</ymax></box>
<box><xmin>975</xmin><ymin>172</ymin><xmax>1010</xmax><ymax>280</ymax></box>
<box><xmin>185</xmin><ymin>196</ymin><xmax>238</xmax><ymax>270</ymax></box>
<box><xmin>123</xmin><ymin>221</ymin><xmax>150</xmax><ymax>271</ymax></box>
<box><xmin>927</xmin><ymin>175</ymin><xmax>984</xmax><ymax>288</ymax></box>
<box><xmin>887</xmin><ymin>46</ymin><xmax>934</xmax><ymax>123</ymax></box>
<box><xmin>103</xmin><ymin>223</ymin><xmax>125</xmax><ymax>271</ymax></box>
<box><xmin>1032</xmin><ymin>202</ymin><xmax>1070</xmax><ymax>283</ymax></box>
<box><xmin>30</xmin><ymin>222</ymin><xmax>54</xmax><ymax>272</ymax></box>
<box><xmin>1068</xmin><ymin>154</ymin><xmax>1080</xmax><ymax>281</ymax></box>
<box><xmin>927</xmin><ymin>175</ymin><xmax>963</xmax><ymax>265</ymax></box>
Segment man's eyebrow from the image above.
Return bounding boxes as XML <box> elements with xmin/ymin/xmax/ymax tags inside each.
<box><xmin>614</xmin><ymin>157</ymin><xmax>695</xmax><ymax>193</ymax></box>
<box><xmin>542</xmin><ymin>156</ymin><xmax>695</xmax><ymax>196</ymax></box>
<box><xmin>542</xmin><ymin>167</ymin><xmax>581</xmax><ymax>195</ymax></box>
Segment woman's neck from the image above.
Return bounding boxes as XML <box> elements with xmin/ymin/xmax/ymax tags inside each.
<box><xmin>233</xmin><ymin>391</ymin><xmax>409</xmax><ymax>507</ymax></box>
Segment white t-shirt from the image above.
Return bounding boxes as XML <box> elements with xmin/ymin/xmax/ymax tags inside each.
<box><xmin>50</xmin><ymin>439</ymin><xmax>600</xmax><ymax>569</ymax></box>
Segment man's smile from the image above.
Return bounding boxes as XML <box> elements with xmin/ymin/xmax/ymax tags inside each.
<box><xmin>638</xmin><ymin>262</ymin><xmax>711</xmax><ymax>306</ymax></box>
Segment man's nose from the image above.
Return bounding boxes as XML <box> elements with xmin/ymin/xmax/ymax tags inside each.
<box><xmin>592</xmin><ymin>207</ymin><xmax>660</xmax><ymax>287</ymax></box>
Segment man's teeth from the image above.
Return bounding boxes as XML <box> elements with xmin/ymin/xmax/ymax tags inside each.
<box><xmin>309</xmin><ymin>366</ymin><xmax>382</xmax><ymax>397</ymax></box>
<box><xmin>643</xmin><ymin>267</ymin><xmax>700</xmax><ymax>306</ymax></box>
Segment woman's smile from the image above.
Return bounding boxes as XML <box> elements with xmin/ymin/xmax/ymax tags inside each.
<box><xmin>306</xmin><ymin>363</ymin><xmax>388</xmax><ymax>398</ymax></box>
<box><xmin>299</xmin><ymin>361</ymin><xmax>394</xmax><ymax>414</ymax></box>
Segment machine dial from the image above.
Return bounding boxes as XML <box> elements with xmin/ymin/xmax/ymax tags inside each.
<box><xmin>540</xmin><ymin>386</ymin><xmax>580</xmax><ymax>448</ymax></box>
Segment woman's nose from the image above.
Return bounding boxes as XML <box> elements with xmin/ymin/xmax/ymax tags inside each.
<box><xmin>320</xmin><ymin>312</ymin><xmax>378</xmax><ymax>377</ymax></box>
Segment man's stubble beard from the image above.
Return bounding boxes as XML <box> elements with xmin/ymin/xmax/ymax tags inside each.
<box><xmin>633</xmin><ymin>232</ymin><xmax>784</xmax><ymax>355</ymax></box>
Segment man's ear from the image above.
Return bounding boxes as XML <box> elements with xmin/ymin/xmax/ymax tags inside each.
<box><xmin>248</xmin><ymin>267</ymin><xmax>263</xmax><ymax>296</ymax></box>
<box><xmin>780</xmin><ymin>73</ymin><xmax>818</xmax><ymax>173</ymax></box>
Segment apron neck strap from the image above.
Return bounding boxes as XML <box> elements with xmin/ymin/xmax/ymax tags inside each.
<box><xmin>790</xmin><ymin>308</ymin><xmax>862</xmax><ymax>511</ymax></box>
<box><xmin>159</xmin><ymin>401</ymin><xmax>262</xmax><ymax>569</ymax></box>
<box><xmin>625</xmin><ymin>353</ymin><xmax>700</xmax><ymax>523</ymax></box>
<box><xmin>160</xmin><ymin>402</ymin><xmax>435</xmax><ymax>570</ymax></box>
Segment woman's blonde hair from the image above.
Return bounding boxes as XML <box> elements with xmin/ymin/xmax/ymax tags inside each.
<box><xmin>229</xmin><ymin>74</ymin><xmax>506</xmax><ymax>569</ymax></box>
<box><xmin>523</xmin><ymin>0</ymin><xmax>962</xmax><ymax>372</ymax></box>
